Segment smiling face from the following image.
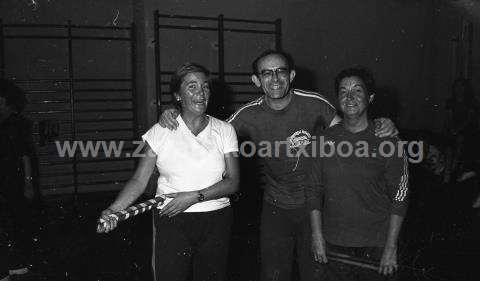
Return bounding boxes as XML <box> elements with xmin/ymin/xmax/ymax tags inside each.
<box><xmin>338</xmin><ymin>76</ymin><xmax>373</xmax><ymax>119</ymax></box>
<box><xmin>252</xmin><ymin>54</ymin><xmax>295</xmax><ymax>101</ymax></box>
<box><xmin>175</xmin><ymin>72</ymin><xmax>210</xmax><ymax>116</ymax></box>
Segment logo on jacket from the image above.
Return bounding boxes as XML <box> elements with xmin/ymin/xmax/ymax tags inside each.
<box><xmin>287</xmin><ymin>129</ymin><xmax>311</xmax><ymax>153</ymax></box>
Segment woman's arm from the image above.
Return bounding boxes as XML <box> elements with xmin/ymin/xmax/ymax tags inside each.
<box><xmin>159</xmin><ymin>151</ymin><xmax>240</xmax><ymax>217</ymax></box>
<box><xmin>310</xmin><ymin>209</ymin><xmax>328</xmax><ymax>263</ymax></box>
<box><xmin>108</xmin><ymin>145</ymin><xmax>157</xmax><ymax>211</ymax></box>
<box><xmin>379</xmin><ymin>214</ymin><xmax>404</xmax><ymax>275</ymax></box>
<box><xmin>306</xmin><ymin>156</ymin><xmax>328</xmax><ymax>263</ymax></box>
<box><xmin>199</xmin><ymin>152</ymin><xmax>240</xmax><ymax>199</ymax></box>
<box><xmin>98</xmin><ymin>144</ymin><xmax>157</xmax><ymax>233</ymax></box>
<box><xmin>380</xmin><ymin>146</ymin><xmax>409</xmax><ymax>274</ymax></box>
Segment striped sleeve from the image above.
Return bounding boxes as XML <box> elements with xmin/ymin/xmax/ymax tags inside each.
<box><xmin>226</xmin><ymin>97</ymin><xmax>263</xmax><ymax>123</ymax></box>
<box><xmin>385</xmin><ymin>141</ymin><xmax>409</xmax><ymax>216</ymax></box>
<box><xmin>226</xmin><ymin>97</ymin><xmax>263</xmax><ymax>138</ymax></box>
<box><xmin>293</xmin><ymin>89</ymin><xmax>336</xmax><ymax>109</ymax></box>
<box><xmin>293</xmin><ymin>89</ymin><xmax>337</xmax><ymax>128</ymax></box>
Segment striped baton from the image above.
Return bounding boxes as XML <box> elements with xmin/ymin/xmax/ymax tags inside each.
<box><xmin>97</xmin><ymin>196</ymin><xmax>166</xmax><ymax>231</ymax></box>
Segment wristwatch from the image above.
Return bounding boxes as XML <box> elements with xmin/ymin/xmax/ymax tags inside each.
<box><xmin>197</xmin><ymin>191</ymin><xmax>205</xmax><ymax>202</ymax></box>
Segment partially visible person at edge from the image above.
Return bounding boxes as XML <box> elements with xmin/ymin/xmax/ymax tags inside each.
<box><xmin>306</xmin><ymin>67</ymin><xmax>408</xmax><ymax>281</ymax></box>
<box><xmin>0</xmin><ymin>79</ymin><xmax>36</xmax><ymax>279</ymax></box>
<box><xmin>97</xmin><ymin>63</ymin><xmax>240</xmax><ymax>281</ymax></box>
<box><xmin>158</xmin><ymin>50</ymin><xmax>398</xmax><ymax>281</ymax></box>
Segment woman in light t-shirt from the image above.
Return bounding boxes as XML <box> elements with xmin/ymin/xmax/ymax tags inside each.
<box><xmin>98</xmin><ymin>63</ymin><xmax>240</xmax><ymax>281</ymax></box>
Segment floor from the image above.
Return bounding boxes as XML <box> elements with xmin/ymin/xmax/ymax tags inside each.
<box><xmin>7</xmin><ymin>171</ymin><xmax>480</xmax><ymax>281</ymax></box>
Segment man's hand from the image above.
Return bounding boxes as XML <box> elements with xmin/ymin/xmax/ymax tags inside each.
<box><xmin>159</xmin><ymin>191</ymin><xmax>198</xmax><ymax>217</ymax></box>
<box><xmin>311</xmin><ymin>233</ymin><xmax>328</xmax><ymax>263</ymax></box>
<box><xmin>158</xmin><ymin>108</ymin><xmax>180</xmax><ymax>130</ymax></box>
<box><xmin>379</xmin><ymin>245</ymin><xmax>398</xmax><ymax>275</ymax></box>
<box><xmin>374</xmin><ymin>118</ymin><xmax>398</xmax><ymax>138</ymax></box>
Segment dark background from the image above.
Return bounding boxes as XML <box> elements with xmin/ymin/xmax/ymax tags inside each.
<box><xmin>1</xmin><ymin>0</ymin><xmax>480</xmax><ymax>280</ymax></box>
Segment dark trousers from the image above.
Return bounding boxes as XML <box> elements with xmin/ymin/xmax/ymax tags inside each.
<box><xmin>0</xmin><ymin>184</ymin><xmax>31</xmax><ymax>270</ymax></box>
<box><xmin>0</xmin><ymin>243</ymin><xmax>8</xmax><ymax>279</ymax></box>
<box><xmin>152</xmin><ymin>206</ymin><xmax>233</xmax><ymax>281</ymax></box>
<box><xmin>318</xmin><ymin>243</ymin><xmax>397</xmax><ymax>281</ymax></box>
<box><xmin>260</xmin><ymin>202</ymin><xmax>317</xmax><ymax>281</ymax></box>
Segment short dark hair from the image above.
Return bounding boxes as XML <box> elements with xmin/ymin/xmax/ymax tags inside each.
<box><xmin>170</xmin><ymin>62</ymin><xmax>210</xmax><ymax>94</ymax></box>
<box><xmin>0</xmin><ymin>78</ymin><xmax>28</xmax><ymax>113</ymax></box>
<box><xmin>251</xmin><ymin>50</ymin><xmax>294</xmax><ymax>75</ymax></box>
<box><xmin>334</xmin><ymin>67</ymin><xmax>376</xmax><ymax>95</ymax></box>
<box><xmin>169</xmin><ymin>63</ymin><xmax>210</xmax><ymax>107</ymax></box>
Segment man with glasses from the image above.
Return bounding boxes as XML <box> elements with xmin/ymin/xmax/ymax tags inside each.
<box><xmin>228</xmin><ymin>50</ymin><xmax>340</xmax><ymax>281</ymax></box>
<box><xmin>159</xmin><ymin>50</ymin><xmax>397</xmax><ymax>281</ymax></box>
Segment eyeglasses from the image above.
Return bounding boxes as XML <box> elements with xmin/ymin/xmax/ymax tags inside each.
<box><xmin>259</xmin><ymin>68</ymin><xmax>290</xmax><ymax>79</ymax></box>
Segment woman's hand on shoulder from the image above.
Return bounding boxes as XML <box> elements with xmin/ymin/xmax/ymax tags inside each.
<box><xmin>159</xmin><ymin>191</ymin><xmax>198</xmax><ymax>217</ymax></box>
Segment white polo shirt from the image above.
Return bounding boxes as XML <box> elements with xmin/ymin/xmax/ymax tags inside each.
<box><xmin>141</xmin><ymin>115</ymin><xmax>238</xmax><ymax>212</ymax></box>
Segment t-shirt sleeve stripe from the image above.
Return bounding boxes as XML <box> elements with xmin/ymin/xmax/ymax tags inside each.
<box><xmin>293</xmin><ymin>89</ymin><xmax>336</xmax><ymax>109</ymax></box>
<box><xmin>394</xmin><ymin>151</ymin><xmax>409</xmax><ymax>202</ymax></box>
<box><xmin>293</xmin><ymin>89</ymin><xmax>338</xmax><ymax>127</ymax></box>
<box><xmin>226</xmin><ymin>97</ymin><xmax>263</xmax><ymax>123</ymax></box>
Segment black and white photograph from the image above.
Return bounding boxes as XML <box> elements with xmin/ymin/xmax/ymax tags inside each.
<box><xmin>1</xmin><ymin>0</ymin><xmax>480</xmax><ymax>280</ymax></box>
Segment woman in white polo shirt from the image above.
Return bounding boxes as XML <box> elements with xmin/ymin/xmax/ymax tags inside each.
<box><xmin>98</xmin><ymin>63</ymin><xmax>240</xmax><ymax>281</ymax></box>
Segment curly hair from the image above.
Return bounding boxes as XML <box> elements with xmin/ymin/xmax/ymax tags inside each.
<box><xmin>334</xmin><ymin>67</ymin><xmax>376</xmax><ymax>95</ymax></box>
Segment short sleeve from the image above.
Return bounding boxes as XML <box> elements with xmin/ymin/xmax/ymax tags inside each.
<box><xmin>141</xmin><ymin>124</ymin><xmax>167</xmax><ymax>155</ymax></box>
<box><xmin>221</xmin><ymin>123</ymin><xmax>238</xmax><ymax>154</ymax></box>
